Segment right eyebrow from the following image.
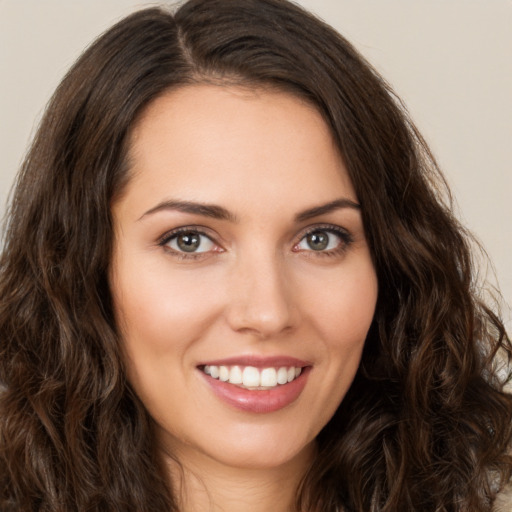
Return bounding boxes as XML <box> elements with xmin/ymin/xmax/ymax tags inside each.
<box><xmin>138</xmin><ymin>199</ymin><xmax>239</xmax><ymax>223</ymax></box>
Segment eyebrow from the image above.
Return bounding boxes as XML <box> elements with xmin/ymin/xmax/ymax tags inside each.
<box><xmin>294</xmin><ymin>198</ymin><xmax>361</xmax><ymax>222</ymax></box>
<box><xmin>138</xmin><ymin>197</ymin><xmax>360</xmax><ymax>223</ymax></box>
<box><xmin>138</xmin><ymin>200</ymin><xmax>238</xmax><ymax>222</ymax></box>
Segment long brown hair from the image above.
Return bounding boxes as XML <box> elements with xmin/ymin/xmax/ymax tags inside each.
<box><xmin>1</xmin><ymin>1</ymin><xmax>511</xmax><ymax>510</ymax></box>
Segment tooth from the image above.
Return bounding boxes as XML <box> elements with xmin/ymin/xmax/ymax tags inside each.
<box><xmin>276</xmin><ymin>367</ymin><xmax>288</xmax><ymax>385</ymax></box>
<box><xmin>205</xmin><ymin>364</ymin><xmax>302</xmax><ymax>386</ymax></box>
<box><xmin>242</xmin><ymin>366</ymin><xmax>260</xmax><ymax>387</ymax></box>
<box><xmin>229</xmin><ymin>365</ymin><xmax>243</xmax><ymax>384</ymax></box>
<box><xmin>219</xmin><ymin>366</ymin><xmax>229</xmax><ymax>381</ymax></box>
<box><xmin>260</xmin><ymin>368</ymin><xmax>277</xmax><ymax>387</ymax></box>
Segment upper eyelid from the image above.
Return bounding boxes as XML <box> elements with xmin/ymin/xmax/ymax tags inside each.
<box><xmin>293</xmin><ymin>224</ymin><xmax>354</xmax><ymax>254</ymax></box>
<box><xmin>295</xmin><ymin>223</ymin><xmax>352</xmax><ymax>240</ymax></box>
<box><xmin>158</xmin><ymin>225</ymin><xmax>218</xmax><ymax>246</ymax></box>
<box><xmin>157</xmin><ymin>222</ymin><xmax>353</xmax><ymax>249</ymax></box>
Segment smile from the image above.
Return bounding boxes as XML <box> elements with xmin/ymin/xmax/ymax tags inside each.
<box><xmin>202</xmin><ymin>365</ymin><xmax>302</xmax><ymax>389</ymax></box>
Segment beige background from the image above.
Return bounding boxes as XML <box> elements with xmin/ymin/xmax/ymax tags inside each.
<box><xmin>1</xmin><ymin>0</ymin><xmax>511</xmax><ymax>328</ymax></box>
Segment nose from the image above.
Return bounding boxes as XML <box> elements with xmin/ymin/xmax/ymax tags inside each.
<box><xmin>225</xmin><ymin>250</ymin><xmax>298</xmax><ymax>339</ymax></box>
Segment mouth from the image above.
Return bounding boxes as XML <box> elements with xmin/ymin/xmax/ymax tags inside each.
<box><xmin>197</xmin><ymin>358</ymin><xmax>311</xmax><ymax>413</ymax></box>
<box><xmin>200</xmin><ymin>364</ymin><xmax>303</xmax><ymax>390</ymax></box>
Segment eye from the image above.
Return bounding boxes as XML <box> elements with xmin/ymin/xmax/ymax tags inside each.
<box><xmin>294</xmin><ymin>226</ymin><xmax>352</xmax><ymax>254</ymax></box>
<box><xmin>162</xmin><ymin>230</ymin><xmax>216</xmax><ymax>254</ymax></box>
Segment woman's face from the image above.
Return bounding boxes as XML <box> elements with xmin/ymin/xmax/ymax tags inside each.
<box><xmin>110</xmin><ymin>85</ymin><xmax>378</xmax><ymax>472</ymax></box>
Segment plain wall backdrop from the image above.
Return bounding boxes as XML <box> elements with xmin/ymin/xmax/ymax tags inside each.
<box><xmin>1</xmin><ymin>0</ymin><xmax>511</xmax><ymax>328</ymax></box>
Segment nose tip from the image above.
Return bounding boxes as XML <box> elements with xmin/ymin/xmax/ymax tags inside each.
<box><xmin>225</xmin><ymin>260</ymin><xmax>297</xmax><ymax>338</ymax></box>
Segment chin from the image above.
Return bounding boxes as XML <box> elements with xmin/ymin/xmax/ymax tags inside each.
<box><xmin>159</xmin><ymin>419</ymin><xmax>316</xmax><ymax>473</ymax></box>
<box><xmin>208</xmin><ymin>439</ymin><xmax>314</xmax><ymax>472</ymax></box>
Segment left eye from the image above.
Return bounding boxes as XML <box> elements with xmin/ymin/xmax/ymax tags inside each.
<box><xmin>296</xmin><ymin>229</ymin><xmax>343</xmax><ymax>252</ymax></box>
<box><xmin>166</xmin><ymin>231</ymin><xmax>216</xmax><ymax>253</ymax></box>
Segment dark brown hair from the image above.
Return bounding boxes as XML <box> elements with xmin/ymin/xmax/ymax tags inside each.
<box><xmin>1</xmin><ymin>1</ymin><xmax>511</xmax><ymax>510</ymax></box>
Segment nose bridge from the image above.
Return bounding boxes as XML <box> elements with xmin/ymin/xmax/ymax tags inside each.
<box><xmin>226</xmin><ymin>243</ymin><xmax>295</xmax><ymax>337</ymax></box>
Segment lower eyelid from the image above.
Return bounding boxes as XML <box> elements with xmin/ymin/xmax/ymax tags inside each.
<box><xmin>168</xmin><ymin>234</ymin><xmax>215</xmax><ymax>253</ymax></box>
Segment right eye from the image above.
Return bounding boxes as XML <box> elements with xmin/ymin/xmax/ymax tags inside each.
<box><xmin>162</xmin><ymin>230</ymin><xmax>216</xmax><ymax>254</ymax></box>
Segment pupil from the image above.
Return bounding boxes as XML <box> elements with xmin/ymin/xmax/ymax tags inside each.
<box><xmin>307</xmin><ymin>231</ymin><xmax>328</xmax><ymax>251</ymax></box>
<box><xmin>177</xmin><ymin>232</ymin><xmax>200</xmax><ymax>252</ymax></box>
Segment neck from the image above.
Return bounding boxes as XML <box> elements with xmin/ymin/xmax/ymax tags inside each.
<box><xmin>164</xmin><ymin>444</ymin><xmax>314</xmax><ymax>512</ymax></box>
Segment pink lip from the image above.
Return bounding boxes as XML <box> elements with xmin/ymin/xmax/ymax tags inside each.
<box><xmin>198</xmin><ymin>365</ymin><xmax>311</xmax><ymax>414</ymax></box>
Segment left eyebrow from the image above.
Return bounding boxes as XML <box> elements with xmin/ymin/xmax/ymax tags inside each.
<box><xmin>295</xmin><ymin>198</ymin><xmax>361</xmax><ymax>222</ymax></box>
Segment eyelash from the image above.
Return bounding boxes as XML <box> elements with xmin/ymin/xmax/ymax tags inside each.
<box><xmin>158</xmin><ymin>226</ymin><xmax>217</xmax><ymax>260</ymax></box>
<box><xmin>294</xmin><ymin>224</ymin><xmax>354</xmax><ymax>258</ymax></box>
<box><xmin>157</xmin><ymin>224</ymin><xmax>354</xmax><ymax>260</ymax></box>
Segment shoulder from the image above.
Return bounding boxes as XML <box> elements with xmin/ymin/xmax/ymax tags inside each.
<box><xmin>494</xmin><ymin>482</ymin><xmax>512</xmax><ymax>512</ymax></box>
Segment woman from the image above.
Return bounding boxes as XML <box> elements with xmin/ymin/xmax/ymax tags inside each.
<box><xmin>0</xmin><ymin>0</ymin><xmax>511</xmax><ymax>510</ymax></box>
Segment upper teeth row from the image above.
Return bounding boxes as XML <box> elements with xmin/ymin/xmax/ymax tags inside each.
<box><xmin>203</xmin><ymin>365</ymin><xmax>302</xmax><ymax>388</ymax></box>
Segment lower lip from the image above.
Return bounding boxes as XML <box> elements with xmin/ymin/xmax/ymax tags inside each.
<box><xmin>200</xmin><ymin>368</ymin><xmax>310</xmax><ymax>413</ymax></box>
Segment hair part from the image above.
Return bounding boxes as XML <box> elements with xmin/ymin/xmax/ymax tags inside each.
<box><xmin>1</xmin><ymin>1</ymin><xmax>511</xmax><ymax>510</ymax></box>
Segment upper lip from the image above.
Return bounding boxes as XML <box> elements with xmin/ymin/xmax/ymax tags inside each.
<box><xmin>197</xmin><ymin>355</ymin><xmax>311</xmax><ymax>368</ymax></box>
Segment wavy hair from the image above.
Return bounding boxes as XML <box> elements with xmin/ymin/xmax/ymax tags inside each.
<box><xmin>1</xmin><ymin>1</ymin><xmax>511</xmax><ymax>510</ymax></box>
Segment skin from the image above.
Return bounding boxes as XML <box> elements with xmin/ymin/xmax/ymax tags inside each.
<box><xmin>110</xmin><ymin>84</ymin><xmax>378</xmax><ymax>512</ymax></box>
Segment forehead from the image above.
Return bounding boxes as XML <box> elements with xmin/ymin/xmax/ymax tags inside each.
<box><xmin>121</xmin><ymin>84</ymin><xmax>356</xmax><ymax>217</ymax></box>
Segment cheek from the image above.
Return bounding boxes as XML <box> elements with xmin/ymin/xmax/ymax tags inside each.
<box><xmin>112</xmin><ymin>258</ymin><xmax>223</xmax><ymax>352</ymax></box>
<box><xmin>292</xmin><ymin>262</ymin><xmax>377</xmax><ymax>435</ymax></box>
<box><xmin>300</xmin><ymin>260</ymin><xmax>378</xmax><ymax>346</ymax></box>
